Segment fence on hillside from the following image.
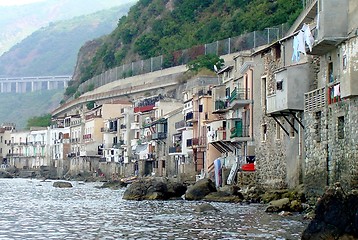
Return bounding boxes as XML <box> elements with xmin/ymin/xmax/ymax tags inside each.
<box><xmin>77</xmin><ymin>23</ymin><xmax>290</xmax><ymax>95</ymax></box>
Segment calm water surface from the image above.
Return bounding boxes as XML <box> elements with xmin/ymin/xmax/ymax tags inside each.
<box><xmin>0</xmin><ymin>179</ymin><xmax>308</xmax><ymax>239</ymax></box>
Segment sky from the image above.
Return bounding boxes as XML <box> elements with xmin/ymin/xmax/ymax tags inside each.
<box><xmin>0</xmin><ymin>0</ymin><xmax>45</xmax><ymax>6</ymax></box>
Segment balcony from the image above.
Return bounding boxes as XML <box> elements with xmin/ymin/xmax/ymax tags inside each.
<box><xmin>185</xmin><ymin>112</ymin><xmax>198</xmax><ymax>122</ymax></box>
<box><xmin>266</xmin><ymin>65</ymin><xmax>310</xmax><ymax>115</ymax></box>
<box><xmin>187</xmin><ymin>137</ymin><xmax>206</xmax><ymax>147</ymax></box>
<box><xmin>214</xmin><ymin>100</ymin><xmax>229</xmax><ymax>113</ymax></box>
<box><xmin>152</xmin><ymin>132</ymin><xmax>167</xmax><ymax>140</ymax></box>
<box><xmin>83</xmin><ymin>134</ymin><xmax>92</xmax><ymax>140</ymax></box>
<box><xmin>229</xmin><ymin>123</ymin><xmax>251</xmax><ymax>141</ymax></box>
<box><xmin>214</xmin><ymin>88</ymin><xmax>252</xmax><ymax>113</ymax></box>
<box><xmin>230</xmin><ymin>88</ymin><xmax>252</xmax><ymax>109</ymax></box>
<box><xmin>208</xmin><ymin>129</ymin><xmax>227</xmax><ymax>143</ymax></box>
<box><xmin>169</xmin><ymin>146</ymin><xmax>182</xmax><ymax>154</ymax></box>
<box><xmin>147</xmin><ymin>153</ymin><xmax>156</xmax><ymax>160</ymax></box>
<box><xmin>309</xmin><ymin>1</ymin><xmax>348</xmax><ymax>55</ymax></box>
<box><xmin>134</xmin><ymin>104</ymin><xmax>155</xmax><ymax>113</ymax></box>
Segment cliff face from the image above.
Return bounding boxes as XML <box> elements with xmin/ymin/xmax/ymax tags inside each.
<box><xmin>73</xmin><ymin>39</ymin><xmax>105</xmax><ymax>82</ymax></box>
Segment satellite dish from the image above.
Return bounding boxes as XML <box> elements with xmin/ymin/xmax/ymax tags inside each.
<box><xmin>213</xmin><ymin>65</ymin><xmax>218</xmax><ymax>72</ymax></box>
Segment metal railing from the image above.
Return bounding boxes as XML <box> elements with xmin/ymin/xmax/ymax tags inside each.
<box><xmin>77</xmin><ymin>23</ymin><xmax>290</xmax><ymax>94</ymax></box>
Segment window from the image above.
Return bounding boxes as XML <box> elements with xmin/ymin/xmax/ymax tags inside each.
<box><xmin>337</xmin><ymin>116</ymin><xmax>344</xmax><ymax>139</ymax></box>
<box><xmin>342</xmin><ymin>55</ymin><xmax>347</xmax><ymax>70</ymax></box>
<box><xmin>261</xmin><ymin>76</ymin><xmax>267</xmax><ymax>112</ymax></box>
<box><xmin>276</xmin><ymin>122</ymin><xmax>281</xmax><ymax>140</ymax></box>
<box><xmin>274</xmin><ymin>44</ymin><xmax>281</xmax><ymax>60</ymax></box>
<box><xmin>225</xmin><ymin>87</ymin><xmax>230</xmax><ymax>99</ymax></box>
<box><xmin>199</xmin><ymin>104</ymin><xmax>203</xmax><ymax>112</ymax></box>
<box><xmin>276</xmin><ymin>80</ymin><xmax>283</xmax><ymax>91</ymax></box>
<box><xmin>328</xmin><ymin>62</ymin><xmax>334</xmax><ymax>83</ymax></box>
<box><xmin>261</xmin><ymin>124</ymin><xmax>267</xmax><ymax>142</ymax></box>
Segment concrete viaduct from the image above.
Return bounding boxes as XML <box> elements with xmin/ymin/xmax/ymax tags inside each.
<box><xmin>0</xmin><ymin>75</ymin><xmax>71</xmax><ymax>93</ymax></box>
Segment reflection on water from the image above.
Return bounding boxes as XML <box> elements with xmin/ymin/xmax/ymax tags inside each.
<box><xmin>0</xmin><ymin>179</ymin><xmax>307</xmax><ymax>239</ymax></box>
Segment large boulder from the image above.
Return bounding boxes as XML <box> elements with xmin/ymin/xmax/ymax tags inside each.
<box><xmin>265</xmin><ymin>198</ymin><xmax>291</xmax><ymax>212</ymax></box>
<box><xmin>123</xmin><ymin>178</ymin><xmax>187</xmax><ymax>201</ymax></box>
<box><xmin>185</xmin><ymin>178</ymin><xmax>217</xmax><ymax>200</ymax></box>
<box><xmin>302</xmin><ymin>184</ymin><xmax>358</xmax><ymax>240</ymax></box>
<box><xmin>53</xmin><ymin>181</ymin><xmax>73</xmax><ymax>188</ymax></box>
<box><xmin>0</xmin><ymin>170</ymin><xmax>13</xmax><ymax>178</ymax></box>
<box><xmin>97</xmin><ymin>180</ymin><xmax>128</xmax><ymax>190</ymax></box>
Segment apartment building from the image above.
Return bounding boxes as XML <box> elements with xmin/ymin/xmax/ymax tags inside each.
<box><xmin>9</xmin><ymin>127</ymin><xmax>51</xmax><ymax>169</ymax></box>
<box><xmin>0</xmin><ymin>123</ymin><xmax>15</xmax><ymax>166</ymax></box>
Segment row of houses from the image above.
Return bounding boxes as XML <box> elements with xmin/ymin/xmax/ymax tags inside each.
<box><xmin>1</xmin><ymin>0</ymin><xmax>357</xmax><ymax>194</ymax></box>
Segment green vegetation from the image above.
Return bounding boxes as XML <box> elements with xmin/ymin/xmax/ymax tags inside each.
<box><xmin>76</xmin><ymin>0</ymin><xmax>303</xmax><ymax>86</ymax></box>
<box><xmin>26</xmin><ymin>114</ymin><xmax>52</xmax><ymax>129</ymax></box>
<box><xmin>186</xmin><ymin>54</ymin><xmax>224</xmax><ymax>73</ymax></box>
<box><xmin>86</xmin><ymin>101</ymin><xmax>96</xmax><ymax>110</ymax></box>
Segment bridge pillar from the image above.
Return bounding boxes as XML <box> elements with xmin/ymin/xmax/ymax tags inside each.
<box><xmin>47</xmin><ymin>81</ymin><xmax>50</xmax><ymax>90</ymax></box>
<box><xmin>31</xmin><ymin>81</ymin><xmax>34</xmax><ymax>92</ymax></box>
<box><xmin>15</xmin><ymin>82</ymin><xmax>19</xmax><ymax>93</ymax></box>
<box><xmin>0</xmin><ymin>82</ymin><xmax>3</xmax><ymax>93</ymax></box>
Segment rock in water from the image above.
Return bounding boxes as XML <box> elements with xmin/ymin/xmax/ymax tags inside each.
<box><xmin>53</xmin><ymin>181</ymin><xmax>73</xmax><ymax>188</ymax></box>
<box><xmin>193</xmin><ymin>203</ymin><xmax>219</xmax><ymax>213</ymax></box>
<box><xmin>301</xmin><ymin>184</ymin><xmax>358</xmax><ymax>239</ymax></box>
<box><xmin>122</xmin><ymin>177</ymin><xmax>187</xmax><ymax>201</ymax></box>
<box><xmin>185</xmin><ymin>178</ymin><xmax>216</xmax><ymax>200</ymax></box>
<box><xmin>0</xmin><ymin>171</ymin><xmax>13</xmax><ymax>178</ymax></box>
<box><xmin>265</xmin><ymin>198</ymin><xmax>290</xmax><ymax>213</ymax></box>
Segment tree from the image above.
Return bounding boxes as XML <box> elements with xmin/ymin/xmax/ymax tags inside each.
<box><xmin>26</xmin><ymin>114</ymin><xmax>52</xmax><ymax>129</ymax></box>
<box><xmin>86</xmin><ymin>101</ymin><xmax>95</xmax><ymax>110</ymax></box>
<box><xmin>186</xmin><ymin>54</ymin><xmax>224</xmax><ymax>73</ymax></box>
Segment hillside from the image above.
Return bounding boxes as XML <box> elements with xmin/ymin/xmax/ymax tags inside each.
<box><xmin>0</xmin><ymin>4</ymin><xmax>133</xmax><ymax>77</ymax></box>
<box><xmin>0</xmin><ymin>0</ymin><xmax>137</xmax><ymax>57</ymax></box>
<box><xmin>0</xmin><ymin>90</ymin><xmax>64</xmax><ymax>129</ymax></box>
<box><xmin>73</xmin><ymin>0</ymin><xmax>303</xmax><ymax>86</ymax></box>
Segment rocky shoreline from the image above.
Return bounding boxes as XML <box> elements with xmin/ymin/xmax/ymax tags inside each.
<box><xmin>1</xmin><ymin>168</ymin><xmax>357</xmax><ymax>239</ymax></box>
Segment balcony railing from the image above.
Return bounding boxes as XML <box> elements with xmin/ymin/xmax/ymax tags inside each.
<box><xmin>175</xmin><ymin>120</ymin><xmax>193</xmax><ymax>129</ymax></box>
<box><xmin>230</xmin><ymin>88</ymin><xmax>251</xmax><ymax>102</ymax></box>
<box><xmin>230</xmin><ymin>126</ymin><xmax>250</xmax><ymax>139</ymax></box>
<box><xmin>152</xmin><ymin>132</ymin><xmax>167</xmax><ymax>140</ymax></box>
<box><xmin>169</xmin><ymin>146</ymin><xmax>182</xmax><ymax>153</ymax></box>
<box><xmin>187</xmin><ymin>136</ymin><xmax>206</xmax><ymax>147</ymax></box>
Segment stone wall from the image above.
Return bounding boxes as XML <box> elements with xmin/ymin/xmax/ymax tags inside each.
<box><xmin>304</xmin><ymin>97</ymin><xmax>358</xmax><ymax>195</ymax></box>
<box><xmin>253</xmin><ymin>50</ymin><xmax>304</xmax><ymax>190</ymax></box>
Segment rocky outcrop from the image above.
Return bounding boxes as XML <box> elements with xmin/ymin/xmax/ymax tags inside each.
<box><xmin>203</xmin><ymin>185</ymin><xmax>244</xmax><ymax>203</ymax></box>
<box><xmin>96</xmin><ymin>180</ymin><xmax>128</xmax><ymax>190</ymax></box>
<box><xmin>0</xmin><ymin>170</ymin><xmax>13</xmax><ymax>178</ymax></box>
<box><xmin>302</xmin><ymin>183</ymin><xmax>358</xmax><ymax>240</ymax></box>
<box><xmin>53</xmin><ymin>181</ymin><xmax>73</xmax><ymax>188</ymax></box>
<box><xmin>185</xmin><ymin>178</ymin><xmax>217</xmax><ymax>201</ymax></box>
<box><xmin>122</xmin><ymin>178</ymin><xmax>187</xmax><ymax>201</ymax></box>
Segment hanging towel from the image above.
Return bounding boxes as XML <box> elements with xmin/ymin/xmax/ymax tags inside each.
<box><xmin>292</xmin><ymin>35</ymin><xmax>300</xmax><ymax>62</ymax></box>
<box><xmin>297</xmin><ymin>30</ymin><xmax>306</xmax><ymax>55</ymax></box>
<box><xmin>334</xmin><ymin>84</ymin><xmax>340</xmax><ymax>97</ymax></box>
<box><xmin>302</xmin><ymin>23</ymin><xmax>314</xmax><ymax>52</ymax></box>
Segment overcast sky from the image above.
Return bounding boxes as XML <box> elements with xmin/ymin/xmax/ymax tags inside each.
<box><xmin>0</xmin><ymin>0</ymin><xmax>45</xmax><ymax>6</ymax></box>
